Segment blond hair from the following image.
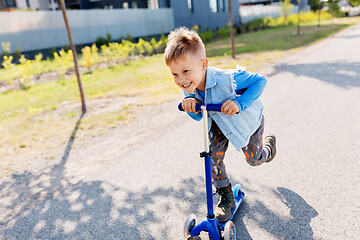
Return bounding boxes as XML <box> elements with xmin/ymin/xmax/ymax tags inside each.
<box><xmin>164</xmin><ymin>27</ymin><xmax>206</xmax><ymax>65</ymax></box>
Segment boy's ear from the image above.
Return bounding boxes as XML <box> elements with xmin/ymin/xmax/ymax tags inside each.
<box><xmin>201</xmin><ymin>58</ymin><xmax>208</xmax><ymax>70</ymax></box>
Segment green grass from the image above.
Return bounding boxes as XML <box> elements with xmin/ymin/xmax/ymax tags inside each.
<box><xmin>206</xmin><ymin>24</ymin><xmax>350</xmax><ymax>57</ymax></box>
<box><xmin>0</xmin><ymin>53</ymin><xmax>179</xmax><ymax>154</ymax></box>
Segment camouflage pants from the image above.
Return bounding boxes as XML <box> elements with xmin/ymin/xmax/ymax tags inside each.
<box><xmin>209</xmin><ymin>116</ymin><xmax>268</xmax><ymax>188</ymax></box>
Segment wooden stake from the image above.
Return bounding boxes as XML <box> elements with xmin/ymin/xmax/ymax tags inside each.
<box><xmin>229</xmin><ymin>0</ymin><xmax>235</xmax><ymax>59</ymax></box>
<box><xmin>318</xmin><ymin>0</ymin><xmax>321</xmax><ymax>28</ymax></box>
<box><xmin>59</xmin><ymin>0</ymin><xmax>86</xmax><ymax>113</ymax></box>
<box><xmin>297</xmin><ymin>0</ymin><xmax>301</xmax><ymax>36</ymax></box>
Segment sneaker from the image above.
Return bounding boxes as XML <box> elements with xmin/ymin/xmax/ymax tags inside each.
<box><xmin>264</xmin><ymin>135</ymin><xmax>276</xmax><ymax>163</ymax></box>
<box><xmin>214</xmin><ymin>184</ymin><xmax>235</xmax><ymax>222</ymax></box>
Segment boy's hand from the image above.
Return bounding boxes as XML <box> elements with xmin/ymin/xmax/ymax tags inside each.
<box><xmin>221</xmin><ymin>100</ymin><xmax>240</xmax><ymax>116</ymax></box>
<box><xmin>182</xmin><ymin>98</ymin><xmax>199</xmax><ymax>112</ymax></box>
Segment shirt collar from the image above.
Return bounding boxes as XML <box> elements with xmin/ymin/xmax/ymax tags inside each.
<box><xmin>205</xmin><ymin>67</ymin><xmax>216</xmax><ymax>89</ymax></box>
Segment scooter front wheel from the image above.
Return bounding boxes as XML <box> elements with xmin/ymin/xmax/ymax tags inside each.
<box><xmin>224</xmin><ymin>221</ymin><xmax>236</xmax><ymax>240</ymax></box>
<box><xmin>183</xmin><ymin>214</ymin><xmax>196</xmax><ymax>238</ymax></box>
<box><xmin>233</xmin><ymin>184</ymin><xmax>242</xmax><ymax>198</ymax></box>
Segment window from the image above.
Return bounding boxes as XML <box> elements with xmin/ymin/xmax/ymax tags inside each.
<box><xmin>1</xmin><ymin>0</ymin><xmax>16</xmax><ymax>8</ymax></box>
<box><xmin>209</xmin><ymin>0</ymin><xmax>217</xmax><ymax>13</ymax></box>
<box><xmin>219</xmin><ymin>0</ymin><xmax>224</xmax><ymax>12</ymax></box>
<box><xmin>131</xmin><ymin>1</ymin><xmax>137</xmax><ymax>8</ymax></box>
<box><xmin>187</xmin><ymin>0</ymin><xmax>193</xmax><ymax>13</ymax></box>
<box><xmin>224</xmin><ymin>0</ymin><xmax>229</xmax><ymax>12</ymax></box>
<box><xmin>6</xmin><ymin>0</ymin><xmax>16</xmax><ymax>7</ymax></box>
<box><xmin>147</xmin><ymin>0</ymin><xmax>159</xmax><ymax>9</ymax></box>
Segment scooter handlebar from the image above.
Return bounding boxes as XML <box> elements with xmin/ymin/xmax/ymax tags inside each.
<box><xmin>178</xmin><ymin>103</ymin><xmax>222</xmax><ymax>112</ymax></box>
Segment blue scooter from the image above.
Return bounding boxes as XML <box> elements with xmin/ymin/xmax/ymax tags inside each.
<box><xmin>179</xmin><ymin>103</ymin><xmax>245</xmax><ymax>240</ymax></box>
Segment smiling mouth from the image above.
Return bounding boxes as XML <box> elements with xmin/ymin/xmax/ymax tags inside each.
<box><xmin>182</xmin><ymin>82</ymin><xmax>191</xmax><ymax>88</ymax></box>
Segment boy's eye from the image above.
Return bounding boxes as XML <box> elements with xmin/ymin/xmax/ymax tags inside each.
<box><xmin>172</xmin><ymin>73</ymin><xmax>178</xmax><ymax>77</ymax></box>
<box><xmin>183</xmin><ymin>70</ymin><xmax>189</xmax><ymax>74</ymax></box>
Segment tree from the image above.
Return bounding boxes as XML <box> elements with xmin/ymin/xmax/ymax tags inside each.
<box><xmin>281</xmin><ymin>0</ymin><xmax>293</xmax><ymax>25</ymax></box>
<box><xmin>318</xmin><ymin>0</ymin><xmax>323</xmax><ymax>28</ymax></box>
<box><xmin>350</xmin><ymin>0</ymin><xmax>360</xmax><ymax>6</ymax></box>
<box><xmin>327</xmin><ymin>0</ymin><xmax>340</xmax><ymax>23</ymax></box>
<box><xmin>229</xmin><ymin>0</ymin><xmax>235</xmax><ymax>59</ymax></box>
<box><xmin>59</xmin><ymin>0</ymin><xmax>86</xmax><ymax>113</ymax></box>
<box><xmin>310</xmin><ymin>0</ymin><xmax>321</xmax><ymax>11</ymax></box>
<box><xmin>297</xmin><ymin>0</ymin><xmax>301</xmax><ymax>36</ymax></box>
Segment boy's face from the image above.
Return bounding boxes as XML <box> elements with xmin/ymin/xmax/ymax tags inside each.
<box><xmin>167</xmin><ymin>53</ymin><xmax>208</xmax><ymax>94</ymax></box>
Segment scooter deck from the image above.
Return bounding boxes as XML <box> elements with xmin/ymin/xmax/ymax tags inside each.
<box><xmin>218</xmin><ymin>190</ymin><xmax>245</xmax><ymax>230</ymax></box>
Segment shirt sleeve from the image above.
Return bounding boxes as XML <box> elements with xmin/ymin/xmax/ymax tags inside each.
<box><xmin>232</xmin><ymin>70</ymin><xmax>267</xmax><ymax>112</ymax></box>
<box><xmin>182</xmin><ymin>90</ymin><xmax>203</xmax><ymax>121</ymax></box>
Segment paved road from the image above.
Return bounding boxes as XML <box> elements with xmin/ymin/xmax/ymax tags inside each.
<box><xmin>1</xmin><ymin>23</ymin><xmax>359</xmax><ymax>239</ymax></box>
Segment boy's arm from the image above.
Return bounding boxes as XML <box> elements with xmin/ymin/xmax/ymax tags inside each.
<box><xmin>232</xmin><ymin>70</ymin><xmax>267</xmax><ymax>112</ymax></box>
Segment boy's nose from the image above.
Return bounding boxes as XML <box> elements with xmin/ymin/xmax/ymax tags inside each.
<box><xmin>179</xmin><ymin>77</ymin><xmax>187</xmax><ymax>83</ymax></box>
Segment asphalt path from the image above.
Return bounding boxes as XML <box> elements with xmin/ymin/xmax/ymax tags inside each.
<box><xmin>1</xmin><ymin>23</ymin><xmax>359</xmax><ymax>239</ymax></box>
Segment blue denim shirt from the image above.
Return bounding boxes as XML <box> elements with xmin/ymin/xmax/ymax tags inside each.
<box><xmin>183</xmin><ymin>66</ymin><xmax>266</xmax><ymax>150</ymax></box>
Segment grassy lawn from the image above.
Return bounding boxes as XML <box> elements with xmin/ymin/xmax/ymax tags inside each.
<box><xmin>206</xmin><ymin>23</ymin><xmax>351</xmax><ymax>57</ymax></box>
<box><xmin>1</xmin><ymin>18</ymin><xmax>359</xmax><ymax>176</ymax></box>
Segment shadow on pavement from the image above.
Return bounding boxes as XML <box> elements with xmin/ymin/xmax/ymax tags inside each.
<box><xmin>269</xmin><ymin>61</ymin><xmax>360</xmax><ymax>89</ymax></box>
<box><xmin>0</xmin><ymin>113</ymin><xmax>205</xmax><ymax>239</ymax></box>
<box><xmin>232</xmin><ymin>187</ymin><xmax>318</xmax><ymax>240</ymax></box>
<box><xmin>0</xmin><ymin>115</ymin><xmax>318</xmax><ymax>239</ymax></box>
<box><xmin>0</xmin><ymin>171</ymin><xmax>209</xmax><ymax>239</ymax></box>
<box><xmin>188</xmin><ymin>186</ymin><xmax>318</xmax><ymax>240</ymax></box>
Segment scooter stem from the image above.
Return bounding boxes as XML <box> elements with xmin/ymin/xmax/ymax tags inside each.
<box><xmin>201</xmin><ymin>106</ymin><xmax>215</xmax><ymax>218</ymax></box>
<box><xmin>202</xmin><ymin>105</ymin><xmax>210</xmax><ymax>153</ymax></box>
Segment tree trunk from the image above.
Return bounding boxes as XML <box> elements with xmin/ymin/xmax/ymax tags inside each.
<box><xmin>318</xmin><ymin>0</ymin><xmax>321</xmax><ymax>27</ymax></box>
<box><xmin>331</xmin><ymin>0</ymin><xmax>334</xmax><ymax>25</ymax></box>
<box><xmin>229</xmin><ymin>0</ymin><xmax>235</xmax><ymax>59</ymax></box>
<box><xmin>297</xmin><ymin>0</ymin><xmax>301</xmax><ymax>36</ymax></box>
<box><xmin>59</xmin><ymin>0</ymin><xmax>86</xmax><ymax>113</ymax></box>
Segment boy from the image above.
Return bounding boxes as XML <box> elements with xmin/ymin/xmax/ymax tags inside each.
<box><xmin>164</xmin><ymin>27</ymin><xmax>276</xmax><ymax>222</ymax></box>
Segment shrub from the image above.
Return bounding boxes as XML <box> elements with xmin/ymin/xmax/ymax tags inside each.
<box><xmin>121</xmin><ymin>39</ymin><xmax>136</xmax><ymax>56</ymax></box>
<box><xmin>135</xmin><ymin>38</ymin><xmax>146</xmax><ymax>55</ymax></box>
<box><xmin>96</xmin><ymin>36</ymin><xmax>109</xmax><ymax>48</ymax></box>
<box><xmin>119</xmin><ymin>43</ymin><xmax>131</xmax><ymax>58</ymax></box>
<box><xmin>143</xmin><ymin>41</ymin><xmax>154</xmax><ymax>55</ymax></box>
<box><xmin>101</xmin><ymin>44</ymin><xmax>113</xmax><ymax>61</ymax></box>
<box><xmin>14</xmin><ymin>47</ymin><xmax>21</xmax><ymax>61</ymax></box>
<box><xmin>106</xmin><ymin>32</ymin><xmax>112</xmax><ymax>42</ymax></box>
<box><xmin>191</xmin><ymin>25</ymin><xmax>200</xmax><ymax>33</ymax></box>
<box><xmin>281</xmin><ymin>0</ymin><xmax>294</xmax><ymax>24</ymax></box>
<box><xmin>249</xmin><ymin>18</ymin><xmax>265</xmax><ymax>31</ymax></box>
<box><xmin>199</xmin><ymin>30</ymin><xmax>216</xmax><ymax>43</ymax></box>
<box><xmin>261</xmin><ymin>11</ymin><xmax>332</xmax><ymax>28</ymax></box>
<box><xmin>150</xmin><ymin>37</ymin><xmax>165</xmax><ymax>54</ymax></box>
<box><xmin>217</xmin><ymin>27</ymin><xmax>231</xmax><ymax>38</ymax></box>
<box><xmin>49</xmin><ymin>47</ymin><xmax>57</xmax><ymax>59</ymax></box>
<box><xmin>18</xmin><ymin>55</ymin><xmax>32</xmax><ymax>88</ymax></box>
<box><xmin>34</xmin><ymin>53</ymin><xmax>43</xmax><ymax>75</ymax></box>
<box><xmin>126</xmin><ymin>34</ymin><xmax>133</xmax><ymax>42</ymax></box>
<box><xmin>53</xmin><ymin>49</ymin><xmax>73</xmax><ymax>77</ymax></box>
<box><xmin>1</xmin><ymin>55</ymin><xmax>14</xmax><ymax>69</ymax></box>
<box><xmin>81</xmin><ymin>46</ymin><xmax>94</xmax><ymax>71</ymax></box>
<box><xmin>61</xmin><ymin>46</ymin><xmax>70</xmax><ymax>53</ymax></box>
<box><xmin>1</xmin><ymin>42</ymin><xmax>11</xmax><ymax>56</ymax></box>
<box><xmin>1</xmin><ymin>55</ymin><xmax>15</xmax><ymax>85</ymax></box>
<box><xmin>91</xmin><ymin>44</ymin><xmax>99</xmax><ymax>62</ymax></box>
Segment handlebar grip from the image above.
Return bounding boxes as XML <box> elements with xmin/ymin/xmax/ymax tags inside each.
<box><xmin>178</xmin><ymin>103</ymin><xmax>185</xmax><ymax>111</ymax></box>
<box><xmin>178</xmin><ymin>103</ymin><xmax>222</xmax><ymax>112</ymax></box>
<box><xmin>206</xmin><ymin>104</ymin><xmax>222</xmax><ymax>112</ymax></box>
